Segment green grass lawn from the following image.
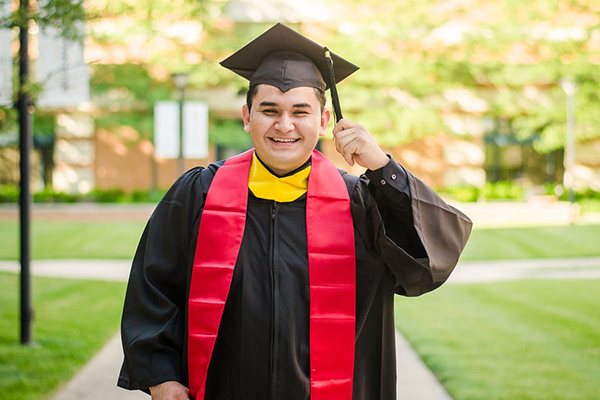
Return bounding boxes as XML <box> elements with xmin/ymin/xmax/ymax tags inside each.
<box><xmin>0</xmin><ymin>220</ymin><xmax>146</xmax><ymax>260</ymax></box>
<box><xmin>459</xmin><ymin>223</ymin><xmax>600</xmax><ymax>261</ymax></box>
<box><xmin>1</xmin><ymin>219</ymin><xmax>599</xmax><ymax>400</ymax></box>
<box><xmin>395</xmin><ymin>279</ymin><xmax>600</xmax><ymax>400</ymax></box>
<box><xmin>1</xmin><ymin>220</ymin><xmax>599</xmax><ymax>261</ymax></box>
<box><xmin>0</xmin><ymin>272</ymin><xmax>126</xmax><ymax>400</ymax></box>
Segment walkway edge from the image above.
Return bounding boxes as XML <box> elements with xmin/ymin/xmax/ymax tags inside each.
<box><xmin>49</xmin><ymin>329</ymin><xmax>451</xmax><ymax>400</ymax></box>
<box><xmin>51</xmin><ymin>333</ymin><xmax>146</xmax><ymax>400</ymax></box>
<box><xmin>396</xmin><ymin>329</ymin><xmax>453</xmax><ymax>400</ymax></box>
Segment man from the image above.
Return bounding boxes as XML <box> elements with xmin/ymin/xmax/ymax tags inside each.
<box><xmin>118</xmin><ymin>23</ymin><xmax>472</xmax><ymax>400</ymax></box>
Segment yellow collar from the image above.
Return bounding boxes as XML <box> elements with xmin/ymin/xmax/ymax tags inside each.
<box><xmin>248</xmin><ymin>153</ymin><xmax>311</xmax><ymax>202</ymax></box>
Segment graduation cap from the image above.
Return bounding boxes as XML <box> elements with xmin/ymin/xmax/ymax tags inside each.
<box><xmin>220</xmin><ymin>23</ymin><xmax>359</xmax><ymax>122</ymax></box>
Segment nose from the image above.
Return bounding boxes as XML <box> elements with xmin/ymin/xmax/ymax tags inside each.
<box><xmin>275</xmin><ymin>112</ymin><xmax>294</xmax><ymax>133</ymax></box>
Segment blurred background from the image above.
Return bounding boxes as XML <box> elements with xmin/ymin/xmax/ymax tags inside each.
<box><xmin>0</xmin><ymin>1</ymin><xmax>599</xmax><ymax>400</ymax></box>
<box><xmin>1</xmin><ymin>0</ymin><xmax>599</xmax><ymax>208</ymax></box>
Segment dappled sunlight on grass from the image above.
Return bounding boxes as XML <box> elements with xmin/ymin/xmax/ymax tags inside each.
<box><xmin>396</xmin><ymin>279</ymin><xmax>600</xmax><ymax>400</ymax></box>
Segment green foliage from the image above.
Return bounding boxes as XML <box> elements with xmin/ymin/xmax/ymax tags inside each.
<box><xmin>442</xmin><ymin>183</ymin><xmax>599</xmax><ymax>203</ymax></box>
<box><xmin>0</xmin><ymin>185</ymin><xmax>167</xmax><ymax>204</ymax></box>
<box><xmin>395</xmin><ymin>279</ymin><xmax>600</xmax><ymax>400</ymax></box>
<box><xmin>89</xmin><ymin>188</ymin><xmax>168</xmax><ymax>203</ymax></box>
<box><xmin>1</xmin><ymin>181</ymin><xmax>594</xmax><ymax>206</ymax></box>
<box><xmin>579</xmin><ymin>198</ymin><xmax>600</xmax><ymax>213</ymax></box>
<box><xmin>575</xmin><ymin>189</ymin><xmax>600</xmax><ymax>213</ymax></box>
<box><xmin>441</xmin><ymin>186</ymin><xmax>481</xmax><ymax>203</ymax></box>
<box><xmin>90</xmin><ymin>64</ymin><xmax>173</xmax><ymax>142</ymax></box>
<box><xmin>8</xmin><ymin>0</ymin><xmax>600</xmax><ymax>154</ymax></box>
<box><xmin>0</xmin><ymin>112</ymin><xmax>55</xmax><ymax>137</ymax></box>
<box><xmin>130</xmin><ymin>188</ymin><xmax>167</xmax><ymax>203</ymax></box>
<box><xmin>32</xmin><ymin>189</ymin><xmax>80</xmax><ymax>203</ymax></box>
<box><xmin>331</xmin><ymin>0</ymin><xmax>600</xmax><ymax>149</ymax></box>
<box><xmin>0</xmin><ymin>185</ymin><xmax>82</xmax><ymax>203</ymax></box>
<box><xmin>440</xmin><ymin>181</ymin><xmax>525</xmax><ymax>202</ymax></box>
<box><xmin>209</xmin><ymin>118</ymin><xmax>251</xmax><ymax>149</ymax></box>
<box><xmin>85</xmin><ymin>188</ymin><xmax>168</xmax><ymax>203</ymax></box>
<box><xmin>481</xmin><ymin>180</ymin><xmax>525</xmax><ymax>200</ymax></box>
<box><xmin>1</xmin><ymin>0</ymin><xmax>86</xmax><ymax>39</ymax></box>
<box><xmin>32</xmin><ymin>113</ymin><xmax>56</xmax><ymax>136</ymax></box>
<box><xmin>94</xmin><ymin>111</ymin><xmax>154</xmax><ymax>142</ymax></box>
<box><xmin>91</xmin><ymin>0</ymin><xmax>209</xmax><ymax>21</ymax></box>
<box><xmin>576</xmin><ymin>188</ymin><xmax>600</xmax><ymax>200</ymax></box>
<box><xmin>0</xmin><ymin>108</ymin><xmax>17</xmax><ymax>134</ymax></box>
<box><xmin>91</xmin><ymin>63</ymin><xmax>173</xmax><ymax>106</ymax></box>
<box><xmin>36</xmin><ymin>0</ymin><xmax>87</xmax><ymax>40</ymax></box>
<box><xmin>90</xmin><ymin>188</ymin><xmax>126</xmax><ymax>203</ymax></box>
<box><xmin>87</xmin><ymin>0</ymin><xmax>221</xmax><ymax>80</ymax></box>
<box><xmin>0</xmin><ymin>184</ymin><xmax>18</xmax><ymax>202</ymax></box>
<box><xmin>81</xmin><ymin>0</ymin><xmax>600</xmax><ymax>151</ymax></box>
<box><xmin>0</xmin><ymin>272</ymin><xmax>125</xmax><ymax>400</ymax></box>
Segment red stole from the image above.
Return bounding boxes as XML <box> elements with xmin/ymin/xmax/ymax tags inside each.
<box><xmin>188</xmin><ymin>149</ymin><xmax>356</xmax><ymax>400</ymax></box>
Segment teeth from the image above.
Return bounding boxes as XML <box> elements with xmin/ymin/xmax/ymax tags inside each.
<box><xmin>272</xmin><ymin>138</ymin><xmax>297</xmax><ymax>143</ymax></box>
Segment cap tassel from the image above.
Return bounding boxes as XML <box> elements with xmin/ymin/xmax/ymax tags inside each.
<box><xmin>324</xmin><ymin>48</ymin><xmax>343</xmax><ymax>123</ymax></box>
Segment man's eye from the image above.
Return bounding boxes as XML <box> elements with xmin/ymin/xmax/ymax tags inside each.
<box><xmin>294</xmin><ymin>110</ymin><xmax>308</xmax><ymax>115</ymax></box>
<box><xmin>262</xmin><ymin>109</ymin><xmax>277</xmax><ymax>114</ymax></box>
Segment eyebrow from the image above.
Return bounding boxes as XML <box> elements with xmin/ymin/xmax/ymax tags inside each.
<box><xmin>258</xmin><ymin>101</ymin><xmax>313</xmax><ymax>109</ymax></box>
<box><xmin>292</xmin><ymin>102</ymin><xmax>313</xmax><ymax>109</ymax></box>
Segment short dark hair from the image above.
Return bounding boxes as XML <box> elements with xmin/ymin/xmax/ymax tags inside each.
<box><xmin>246</xmin><ymin>84</ymin><xmax>327</xmax><ymax>113</ymax></box>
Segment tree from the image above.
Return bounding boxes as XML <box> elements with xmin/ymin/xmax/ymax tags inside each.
<box><xmin>0</xmin><ymin>0</ymin><xmax>87</xmax><ymax>130</ymax></box>
<box><xmin>328</xmin><ymin>0</ymin><xmax>600</xmax><ymax>151</ymax></box>
<box><xmin>0</xmin><ymin>0</ymin><xmax>87</xmax><ymax>345</ymax></box>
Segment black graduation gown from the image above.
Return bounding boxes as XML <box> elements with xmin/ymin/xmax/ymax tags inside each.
<box><xmin>118</xmin><ymin>157</ymin><xmax>472</xmax><ymax>400</ymax></box>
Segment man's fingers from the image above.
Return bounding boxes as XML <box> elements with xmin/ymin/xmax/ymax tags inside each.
<box><xmin>332</xmin><ymin>118</ymin><xmax>359</xmax><ymax>136</ymax></box>
<box><xmin>344</xmin><ymin>151</ymin><xmax>355</xmax><ymax>166</ymax></box>
<box><xmin>334</xmin><ymin>130</ymin><xmax>351</xmax><ymax>158</ymax></box>
<box><xmin>333</xmin><ymin>119</ymin><xmax>386</xmax><ymax>168</ymax></box>
<box><xmin>332</xmin><ymin>119</ymin><xmax>347</xmax><ymax>135</ymax></box>
<box><xmin>336</xmin><ymin>141</ymin><xmax>354</xmax><ymax>166</ymax></box>
<box><xmin>333</xmin><ymin>126</ymin><xmax>359</xmax><ymax>150</ymax></box>
<box><xmin>337</xmin><ymin>136</ymin><xmax>361</xmax><ymax>166</ymax></box>
<box><xmin>333</xmin><ymin>118</ymin><xmax>388</xmax><ymax>170</ymax></box>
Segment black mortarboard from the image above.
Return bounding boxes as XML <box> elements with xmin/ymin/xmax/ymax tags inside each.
<box><xmin>220</xmin><ymin>23</ymin><xmax>359</xmax><ymax>122</ymax></box>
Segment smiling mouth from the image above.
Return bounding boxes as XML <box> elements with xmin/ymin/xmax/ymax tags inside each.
<box><xmin>270</xmin><ymin>138</ymin><xmax>300</xmax><ymax>143</ymax></box>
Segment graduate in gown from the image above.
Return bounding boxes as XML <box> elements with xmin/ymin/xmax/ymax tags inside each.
<box><xmin>118</xmin><ymin>23</ymin><xmax>472</xmax><ymax>400</ymax></box>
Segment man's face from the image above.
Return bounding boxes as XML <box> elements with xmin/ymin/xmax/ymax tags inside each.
<box><xmin>242</xmin><ymin>84</ymin><xmax>330</xmax><ymax>176</ymax></box>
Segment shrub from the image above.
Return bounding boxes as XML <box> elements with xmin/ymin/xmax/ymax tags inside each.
<box><xmin>0</xmin><ymin>185</ymin><xmax>168</xmax><ymax>203</ymax></box>
<box><xmin>481</xmin><ymin>181</ymin><xmax>524</xmax><ymax>200</ymax></box>
<box><xmin>0</xmin><ymin>184</ymin><xmax>19</xmax><ymax>203</ymax></box>
<box><xmin>442</xmin><ymin>186</ymin><xmax>480</xmax><ymax>202</ymax></box>
<box><xmin>33</xmin><ymin>189</ymin><xmax>80</xmax><ymax>203</ymax></box>
<box><xmin>91</xmin><ymin>188</ymin><xmax>127</xmax><ymax>203</ymax></box>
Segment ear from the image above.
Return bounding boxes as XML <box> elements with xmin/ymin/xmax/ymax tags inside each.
<box><xmin>319</xmin><ymin>108</ymin><xmax>331</xmax><ymax>137</ymax></box>
<box><xmin>242</xmin><ymin>104</ymin><xmax>251</xmax><ymax>133</ymax></box>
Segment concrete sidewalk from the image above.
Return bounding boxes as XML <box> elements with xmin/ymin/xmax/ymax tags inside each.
<box><xmin>448</xmin><ymin>257</ymin><xmax>600</xmax><ymax>284</ymax></box>
<box><xmin>48</xmin><ymin>327</ymin><xmax>451</xmax><ymax>400</ymax></box>
<box><xmin>3</xmin><ymin>257</ymin><xmax>599</xmax><ymax>284</ymax></box>
<box><xmin>3</xmin><ymin>257</ymin><xmax>600</xmax><ymax>400</ymax></box>
<box><xmin>51</xmin><ymin>333</ymin><xmax>146</xmax><ymax>400</ymax></box>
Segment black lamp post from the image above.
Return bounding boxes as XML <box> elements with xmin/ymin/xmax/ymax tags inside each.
<box><xmin>18</xmin><ymin>0</ymin><xmax>33</xmax><ymax>346</ymax></box>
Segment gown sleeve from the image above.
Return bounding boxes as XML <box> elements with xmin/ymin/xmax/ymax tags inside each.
<box><xmin>118</xmin><ymin>167</ymin><xmax>206</xmax><ymax>392</ymax></box>
<box><xmin>363</xmin><ymin>157</ymin><xmax>472</xmax><ymax>296</ymax></box>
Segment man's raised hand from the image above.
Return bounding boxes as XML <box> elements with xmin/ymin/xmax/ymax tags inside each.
<box><xmin>332</xmin><ymin>119</ymin><xmax>389</xmax><ymax>171</ymax></box>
